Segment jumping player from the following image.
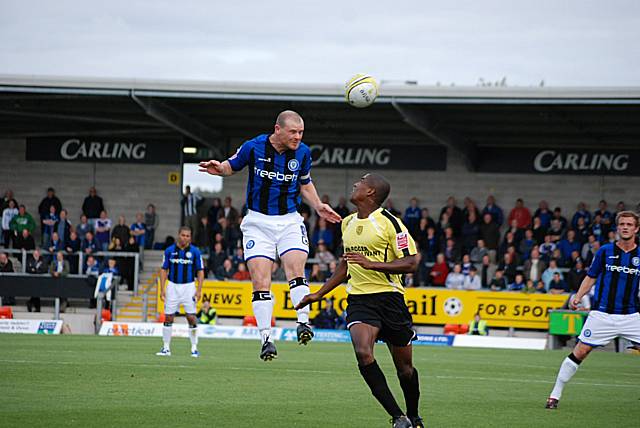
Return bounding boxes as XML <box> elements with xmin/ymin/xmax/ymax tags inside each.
<box><xmin>546</xmin><ymin>210</ymin><xmax>640</xmax><ymax>409</ymax></box>
<box><xmin>198</xmin><ymin>110</ymin><xmax>341</xmax><ymax>360</ymax></box>
<box><xmin>156</xmin><ymin>226</ymin><xmax>204</xmax><ymax>358</ymax></box>
<box><xmin>296</xmin><ymin>173</ymin><xmax>423</xmax><ymax>428</ymax></box>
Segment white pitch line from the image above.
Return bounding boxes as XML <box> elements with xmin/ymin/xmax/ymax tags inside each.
<box><xmin>434</xmin><ymin>374</ymin><xmax>640</xmax><ymax>388</ymax></box>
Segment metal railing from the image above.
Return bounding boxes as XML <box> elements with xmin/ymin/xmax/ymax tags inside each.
<box><xmin>141</xmin><ymin>269</ymin><xmax>162</xmax><ymax>322</ymax></box>
<box><xmin>0</xmin><ymin>248</ymin><xmax>142</xmax><ymax>293</ymax></box>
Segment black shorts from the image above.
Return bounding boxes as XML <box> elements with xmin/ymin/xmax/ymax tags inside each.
<box><xmin>346</xmin><ymin>292</ymin><xmax>416</xmax><ymax>347</ymax></box>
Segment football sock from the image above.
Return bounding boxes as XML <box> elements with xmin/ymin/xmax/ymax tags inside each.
<box><xmin>359</xmin><ymin>360</ymin><xmax>404</xmax><ymax>418</ymax></box>
<box><xmin>162</xmin><ymin>322</ymin><xmax>172</xmax><ymax>350</ymax></box>
<box><xmin>189</xmin><ymin>324</ymin><xmax>198</xmax><ymax>351</ymax></box>
<box><xmin>289</xmin><ymin>277</ymin><xmax>310</xmax><ymax>324</ymax></box>
<box><xmin>550</xmin><ymin>353</ymin><xmax>581</xmax><ymax>399</ymax></box>
<box><xmin>252</xmin><ymin>291</ymin><xmax>273</xmax><ymax>344</ymax></box>
<box><xmin>398</xmin><ymin>367</ymin><xmax>420</xmax><ymax>418</ymax></box>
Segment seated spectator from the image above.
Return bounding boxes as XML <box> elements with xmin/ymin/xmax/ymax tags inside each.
<box><xmin>102</xmin><ymin>258</ymin><xmax>120</xmax><ymax>277</ymax></box>
<box><xmin>197</xmin><ymin>301</ymin><xmax>217</xmax><ymax>325</ymax></box>
<box><xmin>16</xmin><ymin>228</ymin><xmax>36</xmax><ymax>252</ymax></box>
<box><xmin>581</xmin><ymin>235</ymin><xmax>598</xmax><ymax>262</ymax></box>
<box><xmin>315</xmin><ymin>241</ymin><xmax>336</xmax><ymax>274</ymax></box>
<box><xmin>552</xmin><ymin>207</ymin><xmax>568</xmax><ymax>232</ymax></box>
<box><xmin>404</xmin><ymin>272</ymin><xmax>416</xmax><ymax>287</ymax></box>
<box><xmin>538</xmin><ymin>235</ymin><xmax>556</xmax><ymax>262</ymax></box>
<box><xmin>207</xmin><ymin>242</ymin><xmax>227</xmax><ymax>278</ymax></box>
<box><xmin>568</xmin><ymin>259</ymin><xmax>587</xmax><ymax>293</ymax></box>
<box><xmin>461</xmin><ymin>210</ymin><xmax>480</xmax><ymax>254</ymax></box>
<box><xmin>498</xmin><ymin>231</ymin><xmax>518</xmax><ymax>260</ymax></box>
<box><xmin>312</xmin><ymin>218</ymin><xmax>334</xmax><ymax>250</ymax></box>
<box><xmin>429</xmin><ymin>253</ymin><xmax>449</xmax><ymax>286</ymax></box>
<box><xmin>572</xmin><ymin>202</ymin><xmax>591</xmax><ymax>229</ymax></box>
<box><xmin>312</xmin><ymin>298</ymin><xmax>339</xmax><ymax>329</ymax></box>
<box><xmin>594</xmin><ymin>199</ymin><xmax>613</xmax><ymax>228</ymax></box>
<box><xmin>231</xmin><ymin>247</ymin><xmax>245</xmax><ymax>268</ymax></box>
<box><xmin>509</xmin><ymin>273</ymin><xmax>526</xmax><ymax>291</ymax></box>
<box><xmin>26</xmin><ymin>248</ymin><xmax>48</xmax><ymax>312</ymax></box>
<box><xmin>445</xmin><ymin>264</ymin><xmax>465</xmax><ymax>290</ymax></box>
<box><xmin>505</xmin><ymin>245</ymin><xmax>520</xmax><ymax>267</ymax></box>
<box><xmin>590</xmin><ymin>214</ymin><xmax>605</xmax><ymax>242</ymax></box>
<box><xmin>548</xmin><ymin>272</ymin><xmax>569</xmax><ymax>294</ymax></box>
<box><xmin>523</xmin><ymin>248</ymin><xmax>546</xmax><ymax>283</ymax></box>
<box><xmin>541</xmin><ymin>259</ymin><xmax>563</xmax><ymax>291</ymax></box>
<box><xmin>76</xmin><ymin>214</ymin><xmax>94</xmax><ymax>238</ymax></box>
<box><xmin>518</xmin><ymin>229</ymin><xmax>536</xmax><ymax>261</ymax></box>
<box><xmin>417</xmin><ymin>225</ymin><xmax>438</xmax><ymax>264</ymax></box>
<box><xmin>42</xmin><ymin>205</ymin><xmax>58</xmax><ymax>247</ymax></box>
<box><xmin>108</xmin><ymin>236</ymin><xmax>123</xmax><ymax>252</ymax></box>
<box><xmin>558</xmin><ymin>230</ymin><xmax>581</xmax><ymax>263</ymax></box>
<box><xmin>2</xmin><ymin>199</ymin><xmax>18</xmax><ymax>248</ymax></box>
<box><xmin>111</xmin><ymin>216</ymin><xmax>130</xmax><ymax>247</ymax></box>
<box><xmin>461</xmin><ymin>254</ymin><xmax>473</xmax><ymax>276</ymax></box>
<box><xmin>49</xmin><ymin>251</ymin><xmax>70</xmax><ymax>278</ymax></box>
<box><xmin>467</xmin><ymin>313</ymin><xmax>488</xmax><ymax>336</ymax></box>
<box><xmin>490</xmin><ymin>269</ymin><xmax>508</xmax><ymax>291</ymax></box>
<box><xmin>232</xmin><ymin>262</ymin><xmax>251</xmax><ymax>281</ymax></box>
<box><xmin>469</xmin><ymin>239</ymin><xmax>489</xmax><ymax>264</ymax></box>
<box><xmin>498</xmin><ymin>252</ymin><xmax>518</xmax><ymax>283</ymax></box>
<box><xmin>475</xmin><ymin>255</ymin><xmax>495</xmax><ymax>288</ymax></box>
<box><xmin>95</xmin><ymin>210</ymin><xmax>112</xmax><ymax>251</ymax></box>
<box><xmin>85</xmin><ymin>255</ymin><xmax>100</xmax><ymax>277</ymax></box>
<box><xmin>463</xmin><ymin>266</ymin><xmax>481</xmax><ymax>290</ymax></box>
<box><xmin>574</xmin><ymin>217</ymin><xmax>590</xmax><ymax>244</ymax></box>
<box><xmin>9</xmin><ymin>205</ymin><xmax>36</xmax><ymax>246</ymax></box>
<box><xmin>271</xmin><ymin>260</ymin><xmax>287</xmax><ymax>282</ymax></box>
<box><xmin>144</xmin><ymin>204</ymin><xmax>159</xmax><ymax>250</ymax></box>
<box><xmin>443</xmin><ymin>238</ymin><xmax>461</xmax><ymax>265</ymax></box>
<box><xmin>47</xmin><ymin>231</ymin><xmax>63</xmax><ymax>254</ymax></box>
<box><xmin>524</xmin><ymin>279</ymin><xmax>537</xmax><ymax>294</ymax></box>
<box><xmin>547</xmin><ymin>218</ymin><xmax>565</xmax><ymax>242</ymax></box>
<box><xmin>482</xmin><ymin>195</ymin><xmax>504</xmax><ymax>226</ymax></box>
<box><xmin>215</xmin><ymin>258</ymin><xmax>235</xmax><ymax>280</ymax></box>
<box><xmin>309</xmin><ymin>263</ymin><xmax>325</xmax><ymax>282</ymax></box>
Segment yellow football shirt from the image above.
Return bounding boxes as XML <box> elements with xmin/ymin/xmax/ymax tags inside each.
<box><xmin>341</xmin><ymin>207</ymin><xmax>417</xmax><ymax>295</ymax></box>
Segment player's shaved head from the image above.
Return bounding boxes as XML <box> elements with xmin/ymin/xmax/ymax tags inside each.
<box><xmin>276</xmin><ymin>110</ymin><xmax>303</xmax><ymax>127</ymax></box>
<box><xmin>364</xmin><ymin>173</ymin><xmax>390</xmax><ymax>206</ymax></box>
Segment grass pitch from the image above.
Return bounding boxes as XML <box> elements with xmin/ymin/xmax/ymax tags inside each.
<box><xmin>0</xmin><ymin>334</ymin><xmax>638</xmax><ymax>427</ymax></box>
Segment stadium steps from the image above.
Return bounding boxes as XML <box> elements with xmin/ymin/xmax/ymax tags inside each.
<box><xmin>115</xmin><ymin>250</ymin><xmax>163</xmax><ymax>322</ymax></box>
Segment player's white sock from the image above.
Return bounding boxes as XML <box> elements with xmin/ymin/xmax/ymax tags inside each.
<box><xmin>550</xmin><ymin>354</ymin><xmax>581</xmax><ymax>399</ymax></box>
<box><xmin>162</xmin><ymin>323</ymin><xmax>172</xmax><ymax>350</ymax></box>
<box><xmin>189</xmin><ymin>325</ymin><xmax>198</xmax><ymax>351</ymax></box>
<box><xmin>289</xmin><ymin>277</ymin><xmax>310</xmax><ymax>324</ymax></box>
<box><xmin>252</xmin><ymin>291</ymin><xmax>273</xmax><ymax>344</ymax></box>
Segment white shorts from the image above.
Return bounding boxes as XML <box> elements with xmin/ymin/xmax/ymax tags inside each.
<box><xmin>240</xmin><ymin>210</ymin><xmax>309</xmax><ymax>261</ymax></box>
<box><xmin>578</xmin><ymin>310</ymin><xmax>640</xmax><ymax>347</ymax></box>
<box><xmin>164</xmin><ymin>281</ymin><xmax>197</xmax><ymax>315</ymax></box>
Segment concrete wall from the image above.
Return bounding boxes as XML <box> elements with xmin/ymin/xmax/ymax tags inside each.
<box><xmin>1</xmin><ymin>139</ymin><xmax>181</xmax><ymax>244</ymax></box>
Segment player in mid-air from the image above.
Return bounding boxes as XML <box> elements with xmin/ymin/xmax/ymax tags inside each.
<box><xmin>198</xmin><ymin>110</ymin><xmax>341</xmax><ymax>360</ymax></box>
<box><xmin>156</xmin><ymin>226</ymin><xmax>204</xmax><ymax>357</ymax></box>
<box><xmin>545</xmin><ymin>210</ymin><xmax>640</xmax><ymax>409</ymax></box>
<box><xmin>296</xmin><ymin>173</ymin><xmax>423</xmax><ymax>428</ymax></box>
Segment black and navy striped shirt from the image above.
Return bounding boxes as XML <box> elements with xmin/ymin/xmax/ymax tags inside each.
<box><xmin>162</xmin><ymin>244</ymin><xmax>204</xmax><ymax>284</ymax></box>
<box><xmin>587</xmin><ymin>242</ymin><xmax>640</xmax><ymax>314</ymax></box>
<box><xmin>227</xmin><ymin>134</ymin><xmax>312</xmax><ymax>216</ymax></box>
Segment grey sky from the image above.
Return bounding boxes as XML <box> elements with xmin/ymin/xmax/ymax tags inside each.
<box><xmin>1</xmin><ymin>0</ymin><xmax>638</xmax><ymax>87</ymax></box>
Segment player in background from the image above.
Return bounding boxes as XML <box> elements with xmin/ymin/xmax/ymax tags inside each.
<box><xmin>296</xmin><ymin>173</ymin><xmax>423</xmax><ymax>428</ymax></box>
<box><xmin>198</xmin><ymin>110</ymin><xmax>341</xmax><ymax>361</ymax></box>
<box><xmin>157</xmin><ymin>226</ymin><xmax>204</xmax><ymax>358</ymax></box>
<box><xmin>546</xmin><ymin>211</ymin><xmax>640</xmax><ymax>409</ymax></box>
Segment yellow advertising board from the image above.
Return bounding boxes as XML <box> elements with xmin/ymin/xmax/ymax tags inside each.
<box><xmin>157</xmin><ymin>281</ymin><xmax>569</xmax><ymax>329</ymax></box>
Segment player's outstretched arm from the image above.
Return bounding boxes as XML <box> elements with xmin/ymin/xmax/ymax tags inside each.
<box><xmin>570</xmin><ymin>276</ymin><xmax>596</xmax><ymax>310</ymax></box>
<box><xmin>295</xmin><ymin>258</ymin><xmax>348</xmax><ymax>310</ymax></box>
<box><xmin>300</xmin><ymin>182</ymin><xmax>342</xmax><ymax>223</ymax></box>
<box><xmin>198</xmin><ymin>160</ymin><xmax>234</xmax><ymax>177</ymax></box>
<box><xmin>344</xmin><ymin>253</ymin><xmax>417</xmax><ymax>274</ymax></box>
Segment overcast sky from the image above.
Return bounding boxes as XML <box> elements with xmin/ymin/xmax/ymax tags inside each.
<box><xmin>1</xmin><ymin>0</ymin><xmax>638</xmax><ymax>87</ymax></box>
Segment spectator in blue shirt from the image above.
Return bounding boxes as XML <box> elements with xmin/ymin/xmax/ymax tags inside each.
<box><xmin>42</xmin><ymin>205</ymin><xmax>58</xmax><ymax>247</ymax></box>
<box><xmin>130</xmin><ymin>212</ymin><xmax>146</xmax><ymax>248</ymax></box>
<box><xmin>82</xmin><ymin>231</ymin><xmax>99</xmax><ymax>256</ymax></box>
<box><xmin>54</xmin><ymin>209</ymin><xmax>72</xmax><ymax>246</ymax></box>
<box><xmin>311</xmin><ymin>217</ymin><xmax>334</xmax><ymax>250</ymax></box>
<box><xmin>589</xmin><ymin>214</ymin><xmax>604</xmax><ymax>242</ymax></box>
<box><xmin>571</xmin><ymin>202</ymin><xmax>591</xmax><ymax>229</ymax></box>
<box><xmin>557</xmin><ymin>230</ymin><xmax>581</xmax><ymax>262</ymax></box>
<box><xmin>533</xmin><ymin>200</ymin><xmax>552</xmax><ymax>228</ymax></box>
<box><xmin>509</xmin><ymin>273</ymin><xmax>526</xmax><ymax>291</ymax></box>
<box><xmin>593</xmin><ymin>199</ymin><xmax>613</xmax><ymax>229</ymax></box>
<box><xmin>403</xmin><ymin>197</ymin><xmax>421</xmax><ymax>238</ymax></box>
<box><xmin>482</xmin><ymin>195</ymin><xmax>504</xmax><ymax>226</ymax></box>
<box><xmin>548</xmin><ymin>272</ymin><xmax>569</xmax><ymax>294</ymax></box>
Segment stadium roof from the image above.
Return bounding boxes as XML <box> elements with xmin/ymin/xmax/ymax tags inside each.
<box><xmin>1</xmin><ymin>74</ymin><xmax>639</xmax><ymax>170</ymax></box>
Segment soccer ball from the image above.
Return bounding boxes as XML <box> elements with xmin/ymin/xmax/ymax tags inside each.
<box><xmin>443</xmin><ymin>297</ymin><xmax>463</xmax><ymax>317</ymax></box>
<box><xmin>345</xmin><ymin>74</ymin><xmax>379</xmax><ymax>108</ymax></box>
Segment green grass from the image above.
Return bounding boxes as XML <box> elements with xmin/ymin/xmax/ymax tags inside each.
<box><xmin>0</xmin><ymin>335</ymin><xmax>638</xmax><ymax>427</ymax></box>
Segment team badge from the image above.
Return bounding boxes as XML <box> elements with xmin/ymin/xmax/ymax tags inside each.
<box><xmin>632</xmin><ymin>257</ymin><xmax>640</xmax><ymax>267</ymax></box>
<box><xmin>583</xmin><ymin>329</ymin><xmax>592</xmax><ymax>337</ymax></box>
<box><xmin>246</xmin><ymin>240</ymin><xmax>255</xmax><ymax>249</ymax></box>
<box><xmin>356</xmin><ymin>225</ymin><xmax>363</xmax><ymax>235</ymax></box>
<box><xmin>186</xmin><ymin>251</ymin><xmax>192</xmax><ymax>258</ymax></box>
<box><xmin>396</xmin><ymin>232</ymin><xmax>409</xmax><ymax>250</ymax></box>
<box><xmin>288</xmin><ymin>159</ymin><xmax>299</xmax><ymax>171</ymax></box>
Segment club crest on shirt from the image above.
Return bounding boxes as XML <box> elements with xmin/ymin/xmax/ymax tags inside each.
<box><xmin>356</xmin><ymin>225</ymin><xmax>363</xmax><ymax>235</ymax></box>
<box><xmin>396</xmin><ymin>232</ymin><xmax>409</xmax><ymax>250</ymax></box>
<box><xmin>246</xmin><ymin>240</ymin><xmax>255</xmax><ymax>249</ymax></box>
<box><xmin>186</xmin><ymin>251</ymin><xmax>192</xmax><ymax>258</ymax></box>
<box><xmin>632</xmin><ymin>257</ymin><xmax>640</xmax><ymax>267</ymax></box>
<box><xmin>583</xmin><ymin>329</ymin><xmax>592</xmax><ymax>337</ymax></box>
<box><xmin>288</xmin><ymin>159</ymin><xmax>299</xmax><ymax>171</ymax></box>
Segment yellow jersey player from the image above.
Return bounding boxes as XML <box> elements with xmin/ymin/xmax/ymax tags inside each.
<box><xmin>296</xmin><ymin>173</ymin><xmax>423</xmax><ymax>428</ymax></box>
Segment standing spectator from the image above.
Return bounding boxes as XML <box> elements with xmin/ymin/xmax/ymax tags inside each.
<box><xmin>94</xmin><ymin>210</ymin><xmax>112</xmax><ymax>251</ymax></box>
<box><xmin>41</xmin><ymin>205</ymin><xmax>58</xmax><ymax>247</ymax></box>
<box><xmin>498</xmin><ymin>252</ymin><xmax>518</xmax><ymax>283</ymax></box>
<box><xmin>16</xmin><ymin>229</ymin><xmax>36</xmax><ymax>252</ymax></box>
<box><xmin>462</xmin><ymin>197</ymin><xmax>481</xmax><ymax>220</ymax></box>
<box><xmin>489</xmin><ymin>269</ymin><xmax>508</xmax><ymax>291</ymax></box>
<box><xmin>1</xmin><ymin>199</ymin><xmax>18</xmax><ymax>247</ymax></box>
<box><xmin>215</xmin><ymin>258</ymin><xmax>235</xmax><ymax>280</ymax></box>
<box><xmin>475</xmin><ymin>255</ymin><xmax>495</xmax><ymax>289</ymax></box>
<box><xmin>445</xmin><ymin>264</ymin><xmax>465</xmax><ymax>289</ymax></box>
<box><xmin>26</xmin><ymin>248</ymin><xmax>48</xmax><ymax>312</ymax></box>
<box><xmin>507</xmin><ymin>198</ymin><xmax>532</xmax><ymax>230</ymax></box>
<box><xmin>461</xmin><ymin>210</ymin><xmax>480</xmax><ymax>254</ymax></box>
<box><xmin>76</xmin><ymin>214</ymin><xmax>94</xmax><ymax>238</ymax></box>
<box><xmin>440</xmin><ymin>197</ymin><xmax>464</xmax><ymax>236</ymax></box>
<box><xmin>144</xmin><ymin>204</ymin><xmax>159</xmax><ymax>249</ymax></box>
<box><xmin>1</xmin><ymin>190</ymin><xmax>18</xmax><ymax>213</ymax></box>
<box><xmin>37</xmin><ymin>187</ymin><xmax>62</xmax><ymax>241</ymax></box>
<box><xmin>195</xmin><ymin>216</ymin><xmax>213</xmax><ymax>252</ymax></box>
<box><xmin>463</xmin><ymin>266</ymin><xmax>481</xmax><ymax>290</ymax></box>
<box><xmin>218</xmin><ymin>196</ymin><xmax>239</xmax><ymax>227</ymax></box>
<box><xmin>122</xmin><ymin>236</ymin><xmax>139</xmax><ymax>290</ymax></box>
<box><xmin>574</xmin><ymin>217</ymin><xmax>590</xmax><ymax>244</ymax></box>
<box><xmin>547</xmin><ymin>219</ymin><xmax>565</xmax><ymax>242</ymax></box>
<box><xmin>518</xmin><ymin>229</ymin><xmax>536</xmax><ymax>261</ymax></box>
<box><xmin>65</xmin><ymin>230</ymin><xmax>82</xmax><ymax>274</ymax></box>
<box><xmin>523</xmin><ymin>249</ymin><xmax>546</xmax><ymax>283</ymax></box>
<box><xmin>82</xmin><ymin>187</ymin><xmax>104</xmax><ymax>226</ymax></box>
<box><xmin>383</xmin><ymin>199</ymin><xmax>401</xmax><ymax>217</ymax></box>
<box><xmin>429</xmin><ymin>253</ymin><xmax>449</xmax><ymax>286</ymax></box>
<box><xmin>206</xmin><ymin>198</ymin><xmax>222</xmax><ymax>227</ymax></box>
<box><xmin>312</xmin><ymin>218</ymin><xmax>334</xmax><ymax>250</ymax></box>
<box><xmin>541</xmin><ymin>259</ymin><xmax>563</xmax><ymax>291</ymax></box>
<box><xmin>0</xmin><ymin>252</ymin><xmax>15</xmax><ymax>304</ymax></box>
<box><xmin>420</xmin><ymin>208</ymin><xmax>436</xmax><ymax>229</ymax></box>
<box><xmin>548</xmin><ymin>273</ymin><xmax>569</xmax><ymax>294</ymax></box>
<box><xmin>130</xmin><ymin>213</ymin><xmax>146</xmax><ymax>249</ymax></box>
<box><xmin>403</xmin><ymin>197</ymin><xmax>421</xmax><ymax>239</ymax></box>
<box><xmin>531</xmin><ymin>217</ymin><xmax>547</xmax><ymax>244</ymax></box>
<box><xmin>54</xmin><ymin>209</ymin><xmax>72</xmax><ymax>246</ymax></box>
<box><xmin>417</xmin><ymin>225</ymin><xmax>438</xmax><ymax>264</ymax></box>
<box><xmin>10</xmin><ymin>205</ymin><xmax>36</xmax><ymax>245</ymax></box>
<box><xmin>551</xmin><ymin>207</ymin><xmax>568</xmax><ymax>232</ymax></box>
<box><xmin>567</xmin><ymin>259</ymin><xmax>587</xmax><ymax>293</ymax></box>
<box><xmin>539</xmin><ymin>235</ymin><xmax>557</xmax><ymax>262</ymax></box>
<box><xmin>558</xmin><ymin>230</ymin><xmax>581</xmax><ymax>263</ymax></box>
<box><xmin>481</xmin><ymin>195</ymin><xmax>504</xmax><ymax>226</ymax></box>
<box><xmin>181</xmin><ymin>185</ymin><xmax>203</xmax><ymax>232</ymax></box>
<box><xmin>589</xmin><ymin>214</ymin><xmax>605</xmax><ymax>243</ymax></box>
<box><xmin>479</xmin><ymin>213</ymin><xmax>500</xmax><ymax>255</ymax></box>
<box><xmin>207</xmin><ymin>242</ymin><xmax>227</xmax><ymax>278</ymax></box>
<box><xmin>571</xmin><ymin>202</ymin><xmax>592</xmax><ymax>229</ymax></box>
<box><xmin>504</xmin><ymin>219</ymin><xmax>525</xmax><ymax>248</ymax></box>
<box><xmin>593</xmin><ymin>199</ymin><xmax>613</xmax><ymax>232</ymax></box>
<box><xmin>111</xmin><ymin>216</ymin><xmax>130</xmax><ymax>246</ymax></box>
<box><xmin>49</xmin><ymin>251</ymin><xmax>70</xmax><ymax>277</ymax></box>
<box><xmin>533</xmin><ymin>200</ymin><xmax>552</xmax><ymax>228</ymax></box>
